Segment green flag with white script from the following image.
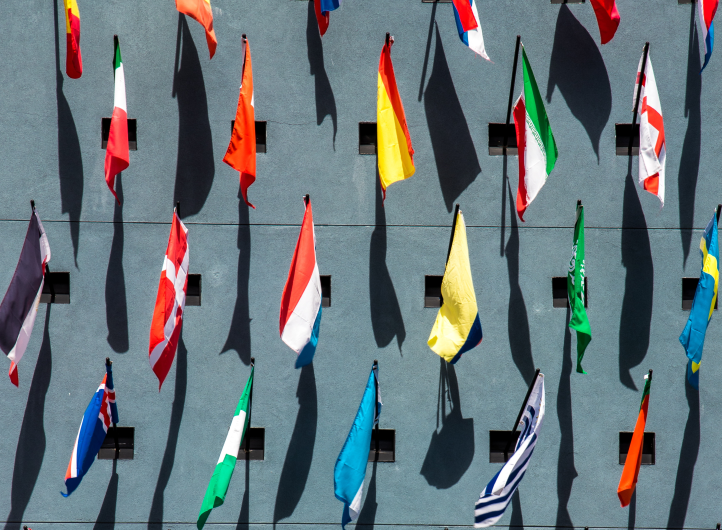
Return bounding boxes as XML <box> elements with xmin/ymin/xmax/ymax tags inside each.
<box><xmin>567</xmin><ymin>204</ymin><xmax>591</xmax><ymax>373</ymax></box>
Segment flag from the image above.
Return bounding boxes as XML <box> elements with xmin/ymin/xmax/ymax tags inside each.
<box><xmin>63</xmin><ymin>0</ymin><xmax>82</xmax><ymax>78</ymax></box>
<box><xmin>0</xmin><ymin>207</ymin><xmax>51</xmax><ymax>386</ymax></box>
<box><xmin>514</xmin><ymin>44</ymin><xmax>558</xmax><ymax>221</ymax></box>
<box><xmin>589</xmin><ymin>0</ymin><xmax>620</xmax><ymax>44</ymax></box>
<box><xmin>428</xmin><ymin>209</ymin><xmax>483</xmax><ymax>364</ymax></box>
<box><xmin>698</xmin><ymin>0</ymin><xmax>718</xmax><ymax>72</ymax></box>
<box><xmin>223</xmin><ymin>37</ymin><xmax>256</xmax><ymax>209</ymax></box>
<box><xmin>633</xmin><ymin>49</ymin><xmax>665</xmax><ymax>206</ymax></box>
<box><xmin>197</xmin><ymin>366</ymin><xmax>254</xmax><ymax>529</ymax></box>
<box><xmin>313</xmin><ymin>0</ymin><xmax>331</xmax><ymax>36</ymax></box>
<box><xmin>105</xmin><ymin>36</ymin><xmax>129</xmax><ymax>205</ymax></box>
<box><xmin>149</xmin><ymin>210</ymin><xmax>189</xmax><ymax>390</ymax></box>
<box><xmin>280</xmin><ymin>197</ymin><xmax>322</xmax><ymax>369</ymax></box>
<box><xmin>474</xmin><ymin>374</ymin><xmax>545</xmax><ymax>527</ymax></box>
<box><xmin>335</xmin><ymin>362</ymin><xmax>382</xmax><ymax>528</ymax></box>
<box><xmin>452</xmin><ymin>0</ymin><xmax>490</xmax><ymax>61</ymax></box>
<box><xmin>567</xmin><ymin>203</ymin><xmax>591</xmax><ymax>374</ymax></box>
<box><xmin>617</xmin><ymin>372</ymin><xmax>652</xmax><ymax>507</ymax></box>
<box><xmin>176</xmin><ymin>0</ymin><xmax>217</xmax><ymax>59</ymax></box>
<box><xmin>62</xmin><ymin>361</ymin><xmax>119</xmax><ymax>497</ymax></box>
<box><xmin>679</xmin><ymin>211</ymin><xmax>719</xmax><ymax>389</ymax></box>
<box><xmin>377</xmin><ymin>36</ymin><xmax>415</xmax><ymax>200</ymax></box>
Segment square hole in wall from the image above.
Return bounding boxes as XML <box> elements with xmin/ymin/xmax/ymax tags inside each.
<box><xmin>488</xmin><ymin>123</ymin><xmax>518</xmax><ymax>155</ymax></box>
<box><xmin>40</xmin><ymin>271</ymin><xmax>70</xmax><ymax>304</ymax></box>
<box><xmin>615</xmin><ymin>123</ymin><xmax>640</xmax><ymax>155</ymax></box>
<box><xmin>230</xmin><ymin>120</ymin><xmax>267</xmax><ymax>153</ymax></box>
<box><xmin>186</xmin><ymin>274</ymin><xmax>201</xmax><ymax>306</ymax></box>
<box><xmin>359</xmin><ymin>122</ymin><xmax>377</xmax><ymax>154</ymax></box>
<box><xmin>551</xmin><ymin>277</ymin><xmax>588</xmax><ymax>308</ymax></box>
<box><xmin>550</xmin><ymin>0</ymin><xmax>585</xmax><ymax>3</ymax></box>
<box><xmin>320</xmin><ymin>275</ymin><xmax>331</xmax><ymax>308</ymax></box>
<box><xmin>421</xmin><ymin>0</ymin><xmax>451</xmax><ymax>3</ymax></box>
<box><xmin>489</xmin><ymin>430</ymin><xmax>521</xmax><ymax>463</ymax></box>
<box><xmin>369</xmin><ymin>428</ymin><xmax>395</xmax><ymax>462</ymax></box>
<box><xmin>425</xmin><ymin>275</ymin><xmax>443</xmax><ymax>308</ymax></box>
<box><xmin>102</xmin><ymin>118</ymin><xmax>137</xmax><ymax>150</ymax></box>
<box><xmin>682</xmin><ymin>278</ymin><xmax>718</xmax><ymax>310</ymax></box>
<box><xmin>98</xmin><ymin>426</ymin><xmax>134</xmax><ymax>460</ymax></box>
<box><xmin>619</xmin><ymin>432</ymin><xmax>655</xmax><ymax>465</ymax></box>
<box><xmin>238</xmin><ymin>427</ymin><xmax>265</xmax><ymax>460</ymax></box>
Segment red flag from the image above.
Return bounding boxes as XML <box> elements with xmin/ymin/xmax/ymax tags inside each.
<box><xmin>105</xmin><ymin>36</ymin><xmax>129</xmax><ymax>205</ymax></box>
<box><xmin>589</xmin><ymin>0</ymin><xmax>620</xmax><ymax>44</ymax></box>
<box><xmin>176</xmin><ymin>0</ymin><xmax>217</xmax><ymax>59</ymax></box>
<box><xmin>452</xmin><ymin>0</ymin><xmax>478</xmax><ymax>32</ymax></box>
<box><xmin>617</xmin><ymin>373</ymin><xmax>652</xmax><ymax>507</ymax></box>
<box><xmin>313</xmin><ymin>0</ymin><xmax>330</xmax><ymax>37</ymax></box>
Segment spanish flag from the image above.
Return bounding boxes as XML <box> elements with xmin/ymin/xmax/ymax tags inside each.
<box><xmin>617</xmin><ymin>371</ymin><xmax>652</xmax><ymax>507</ymax></box>
<box><xmin>377</xmin><ymin>35</ymin><xmax>414</xmax><ymax>199</ymax></box>
<box><xmin>63</xmin><ymin>0</ymin><xmax>82</xmax><ymax>78</ymax></box>
<box><xmin>176</xmin><ymin>0</ymin><xmax>217</xmax><ymax>59</ymax></box>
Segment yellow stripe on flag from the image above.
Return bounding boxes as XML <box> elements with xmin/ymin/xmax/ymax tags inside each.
<box><xmin>377</xmin><ymin>74</ymin><xmax>414</xmax><ymax>192</ymax></box>
<box><xmin>63</xmin><ymin>0</ymin><xmax>80</xmax><ymax>33</ymax></box>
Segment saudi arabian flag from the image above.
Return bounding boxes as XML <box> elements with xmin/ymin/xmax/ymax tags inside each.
<box><xmin>567</xmin><ymin>204</ymin><xmax>591</xmax><ymax>373</ymax></box>
<box><xmin>197</xmin><ymin>366</ymin><xmax>254</xmax><ymax>530</ymax></box>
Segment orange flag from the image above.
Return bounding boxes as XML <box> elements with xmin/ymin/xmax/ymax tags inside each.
<box><xmin>617</xmin><ymin>371</ymin><xmax>652</xmax><ymax>507</ymax></box>
<box><xmin>223</xmin><ymin>36</ymin><xmax>256</xmax><ymax>209</ymax></box>
<box><xmin>176</xmin><ymin>0</ymin><xmax>217</xmax><ymax>59</ymax></box>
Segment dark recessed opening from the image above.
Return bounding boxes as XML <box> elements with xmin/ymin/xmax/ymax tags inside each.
<box><xmin>678</xmin><ymin>0</ymin><xmax>694</xmax><ymax>3</ymax></box>
<box><xmin>40</xmin><ymin>271</ymin><xmax>70</xmax><ymax>304</ymax></box>
<box><xmin>320</xmin><ymin>275</ymin><xmax>331</xmax><ymax>308</ymax></box>
<box><xmin>619</xmin><ymin>431</ymin><xmax>655</xmax><ymax>465</ymax></box>
<box><xmin>421</xmin><ymin>0</ymin><xmax>451</xmax><ymax>3</ymax></box>
<box><xmin>489</xmin><ymin>430</ymin><xmax>521</xmax><ymax>463</ymax></box>
<box><xmin>238</xmin><ymin>427</ymin><xmax>264</xmax><ymax>460</ymax></box>
<box><xmin>102</xmin><ymin>118</ymin><xmax>137</xmax><ymax>150</ymax></box>
<box><xmin>359</xmin><ymin>122</ymin><xmax>377</xmax><ymax>155</ymax></box>
<box><xmin>230</xmin><ymin>120</ymin><xmax>267</xmax><ymax>153</ymax></box>
<box><xmin>98</xmin><ymin>426</ymin><xmax>134</xmax><ymax>460</ymax></box>
<box><xmin>682</xmin><ymin>277</ymin><xmax>718</xmax><ymax>310</ymax></box>
<box><xmin>552</xmin><ymin>277</ymin><xmax>588</xmax><ymax>308</ymax></box>
<box><xmin>550</xmin><ymin>0</ymin><xmax>585</xmax><ymax>3</ymax></box>
<box><xmin>488</xmin><ymin>123</ymin><xmax>518</xmax><ymax>155</ymax></box>
<box><xmin>186</xmin><ymin>274</ymin><xmax>201</xmax><ymax>306</ymax></box>
<box><xmin>615</xmin><ymin>123</ymin><xmax>640</xmax><ymax>155</ymax></box>
<box><xmin>369</xmin><ymin>428</ymin><xmax>395</xmax><ymax>462</ymax></box>
<box><xmin>425</xmin><ymin>275</ymin><xmax>443</xmax><ymax>308</ymax></box>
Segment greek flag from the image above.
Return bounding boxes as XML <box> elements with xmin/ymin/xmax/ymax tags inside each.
<box><xmin>474</xmin><ymin>374</ymin><xmax>545</xmax><ymax>528</ymax></box>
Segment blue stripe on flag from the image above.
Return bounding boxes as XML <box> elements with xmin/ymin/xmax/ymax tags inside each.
<box><xmin>295</xmin><ymin>306</ymin><xmax>322</xmax><ymax>368</ymax></box>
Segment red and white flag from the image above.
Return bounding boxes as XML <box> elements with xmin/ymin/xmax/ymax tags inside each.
<box><xmin>105</xmin><ymin>36</ymin><xmax>130</xmax><ymax>204</ymax></box>
<box><xmin>149</xmin><ymin>210</ymin><xmax>188</xmax><ymax>390</ymax></box>
<box><xmin>634</xmin><ymin>50</ymin><xmax>665</xmax><ymax>206</ymax></box>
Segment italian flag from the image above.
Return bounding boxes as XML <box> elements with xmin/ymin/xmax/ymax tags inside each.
<box><xmin>617</xmin><ymin>372</ymin><xmax>652</xmax><ymax>507</ymax></box>
<box><xmin>104</xmin><ymin>36</ymin><xmax>129</xmax><ymax>205</ymax></box>
<box><xmin>513</xmin><ymin>44</ymin><xmax>558</xmax><ymax>221</ymax></box>
<box><xmin>197</xmin><ymin>366</ymin><xmax>254</xmax><ymax>530</ymax></box>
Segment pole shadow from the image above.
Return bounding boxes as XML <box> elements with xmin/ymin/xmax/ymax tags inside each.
<box><xmin>105</xmin><ymin>173</ymin><xmax>129</xmax><ymax>352</ymax></box>
<box><xmin>627</xmin><ymin>490</ymin><xmax>636</xmax><ymax>530</ymax></box>
<box><xmin>356</xmin><ymin>461</ymin><xmax>378</xmax><ymax>530</ymax></box>
<box><xmin>510</xmin><ymin>490</ymin><xmax>524</xmax><ymax>529</ymax></box>
<box><xmin>418</xmin><ymin>0</ymin><xmax>437</xmax><ymax>101</ymax></box>
<box><xmin>306</xmin><ymin>1</ymin><xmax>337</xmax><ymax>148</ymax></box>
<box><xmin>235</xmin><ymin>457</ymin><xmax>250</xmax><ymax>530</ymax></box>
<box><xmin>92</xmin><ymin>460</ymin><xmax>119</xmax><ymax>530</ymax></box>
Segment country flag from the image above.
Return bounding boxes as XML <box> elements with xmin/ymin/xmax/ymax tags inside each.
<box><xmin>176</xmin><ymin>0</ymin><xmax>217</xmax><ymax>59</ymax></box>
<box><xmin>589</xmin><ymin>0</ymin><xmax>621</xmax><ymax>44</ymax></box>
<box><xmin>618</xmin><ymin>372</ymin><xmax>652</xmax><ymax>507</ymax></box>
<box><xmin>567</xmin><ymin>203</ymin><xmax>591</xmax><ymax>373</ymax></box>
<box><xmin>63</xmin><ymin>0</ymin><xmax>83</xmax><ymax>78</ymax></box>
<box><xmin>452</xmin><ymin>0</ymin><xmax>490</xmax><ymax>61</ymax></box>
<box><xmin>105</xmin><ymin>36</ymin><xmax>129</xmax><ymax>204</ymax></box>
<box><xmin>698</xmin><ymin>0</ymin><xmax>718</xmax><ymax>72</ymax></box>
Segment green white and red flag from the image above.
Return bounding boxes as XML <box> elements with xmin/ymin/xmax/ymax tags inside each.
<box><xmin>105</xmin><ymin>36</ymin><xmax>129</xmax><ymax>205</ymax></box>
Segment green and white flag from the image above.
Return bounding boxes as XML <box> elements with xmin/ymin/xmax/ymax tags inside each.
<box><xmin>197</xmin><ymin>366</ymin><xmax>254</xmax><ymax>530</ymax></box>
<box><xmin>567</xmin><ymin>204</ymin><xmax>591</xmax><ymax>373</ymax></box>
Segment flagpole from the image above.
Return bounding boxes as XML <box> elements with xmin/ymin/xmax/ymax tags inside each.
<box><xmin>446</xmin><ymin>204</ymin><xmax>461</xmax><ymax>265</ymax></box>
<box><xmin>503</xmin><ymin>368</ymin><xmax>540</xmax><ymax>461</ymax></box>
<box><xmin>245</xmin><ymin>357</ymin><xmax>255</xmax><ymax>455</ymax></box>
<box><xmin>716</xmin><ymin>204</ymin><xmax>721</xmax><ymax>224</ymax></box>
<box><xmin>373</xmin><ymin>359</ymin><xmax>379</xmax><ymax>461</ymax></box>
<box><xmin>630</xmin><ymin>42</ymin><xmax>650</xmax><ymax>156</ymax></box>
<box><xmin>106</xmin><ymin>357</ymin><xmax>120</xmax><ymax>460</ymax></box>
<box><xmin>304</xmin><ymin>194</ymin><xmax>310</xmax><ymax>207</ymax></box>
<box><xmin>503</xmin><ymin>35</ymin><xmax>521</xmax><ymax>156</ymax></box>
<box><xmin>176</xmin><ymin>201</ymin><xmax>180</xmax><ymax>218</ymax></box>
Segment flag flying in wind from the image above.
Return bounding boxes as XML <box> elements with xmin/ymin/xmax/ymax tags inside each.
<box><xmin>313</xmin><ymin>0</ymin><xmax>336</xmax><ymax>36</ymax></box>
<box><xmin>197</xmin><ymin>365</ymin><xmax>254</xmax><ymax>529</ymax></box>
<box><xmin>335</xmin><ymin>363</ymin><xmax>382</xmax><ymax>528</ymax></box>
<box><xmin>0</xmin><ymin>207</ymin><xmax>51</xmax><ymax>387</ymax></box>
<box><xmin>428</xmin><ymin>208</ymin><xmax>483</xmax><ymax>364</ymax></box>
<box><xmin>474</xmin><ymin>374</ymin><xmax>545</xmax><ymax>527</ymax></box>
<box><xmin>63</xmin><ymin>0</ymin><xmax>82</xmax><ymax>78</ymax></box>
<box><xmin>514</xmin><ymin>44</ymin><xmax>558</xmax><ymax>221</ymax></box>
<box><xmin>617</xmin><ymin>372</ymin><xmax>652</xmax><ymax>507</ymax></box>
<box><xmin>62</xmin><ymin>361</ymin><xmax>119</xmax><ymax>497</ymax></box>
<box><xmin>698</xmin><ymin>0</ymin><xmax>718</xmax><ymax>72</ymax></box>
<box><xmin>149</xmin><ymin>210</ymin><xmax>189</xmax><ymax>390</ymax></box>
<box><xmin>634</xmin><ymin>49</ymin><xmax>665</xmax><ymax>206</ymax></box>
<box><xmin>679</xmin><ymin>211</ymin><xmax>719</xmax><ymax>389</ymax></box>
<box><xmin>452</xmin><ymin>0</ymin><xmax>490</xmax><ymax>60</ymax></box>
<box><xmin>280</xmin><ymin>197</ymin><xmax>322</xmax><ymax>369</ymax></box>
<box><xmin>377</xmin><ymin>36</ymin><xmax>415</xmax><ymax>199</ymax></box>
<box><xmin>223</xmin><ymin>37</ymin><xmax>256</xmax><ymax>209</ymax></box>
<box><xmin>176</xmin><ymin>0</ymin><xmax>217</xmax><ymax>59</ymax></box>
<box><xmin>567</xmin><ymin>203</ymin><xmax>592</xmax><ymax>374</ymax></box>
<box><xmin>105</xmin><ymin>36</ymin><xmax>129</xmax><ymax>205</ymax></box>
<box><xmin>589</xmin><ymin>0</ymin><xmax>620</xmax><ymax>44</ymax></box>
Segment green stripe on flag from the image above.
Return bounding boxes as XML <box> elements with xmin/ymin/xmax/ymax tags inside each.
<box><xmin>567</xmin><ymin>204</ymin><xmax>591</xmax><ymax>373</ymax></box>
<box><xmin>639</xmin><ymin>374</ymin><xmax>651</xmax><ymax>411</ymax></box>
<box><xmin>113</xmin><ymin>36</ymin><xmax>122</xmax><ymax>71</ymax></box>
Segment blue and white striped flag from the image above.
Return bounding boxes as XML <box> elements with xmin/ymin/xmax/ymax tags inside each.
<box><xmin>474</xmin><ymin>374</ymin><xmax>545</xmax><ymax>528</ymax></box>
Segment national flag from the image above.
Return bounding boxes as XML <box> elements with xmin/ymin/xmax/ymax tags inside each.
<box><xmin>105</xmin><ymin>36</ymin><xmax>129</xmax><ymax>205</ymax></box>
<box><xmin>62</xmin><ymin>361</ymin><xmax>119</xmax><ymax>497</ymax></box>
<box><xmin>149</xmin><ymin>210</ymin><xmax>189</xmax><ymax>390</ymax></box>
<box><xmin>63</xmin><ymin>0</ymin><xmax>83</xmax><ymax>78</ymax></box>
<box><xmin>334</xmin><ymin>362</ymin><xmax>382</xmax><ymax>528</ymax></box>
<box><xmin>313</xmin><ymin>0</ymin><xmax>331</xmax><ymax>36</ymax></box>
<box><xmin>589</xmin><ymin>0</ymin><xmax>621</xmax><ymax>44</ymax></box>
<box><xmin>474</xmin><ymin>374</ymin><xmax>546</xmax><ymax>527</ymax></box>
<box><xmin>567</xmin><ymin>203</ymin><xmax>591</xmax><ymax>374</ymax></box>
<box><xmin>514</xmin><ymin>44</ymin><xmax>558</xmax><ymax>221</ymax></box>
<box><xmin>452</xmin><ymin>0</ymin><xmax>490</xmax><ymax>61</ymax></box>
<box><xmin>427</xmin><ymin>208</ymin><xmax>482</xmax><ymax>364</ymax></box>
<box><xmin>617</xmin><ymin>372</ymin><xmax>652</xmax><ymax>507</ymax></box>
<box><xmin>679</xmin><ymin>210</ymin><xmax>719</xmax><ymax>389</ymax></box>
<box><xmin>279</xmin><ymin>197</ymin><xmax>322</xmax><ymax>369</ymax></box>
<box><xmin>633</xmin><ymin>49</ymin><xmax>665</xmax><ymax>206</ymax></box>
<box><xmin>0</xmin><ymin>206</ymin><xmax>51</xmax><ymax>387</ymax></box>
<box><xmin>698</xmin><ymin>0</ymin><xmax>718</xmax><ymax>72</ymax></box>
<box><xmin>197</xmin><ymin>365</ymin><xmax>254</xmax><ymax>529</ymax></box>
<box><xmin>377</xmin><ymin>36</ymin><xmax>415</xmax><ymax>200</ymax></box>
<box><xmin>223</xmin><ymin>36</ymin><xmax>256</xmax><ymax>209</ymax></box>
<box><xmin>176</xmin><ymin>0</ymin><xmax>217</xmax><ymax>59</ymax></box>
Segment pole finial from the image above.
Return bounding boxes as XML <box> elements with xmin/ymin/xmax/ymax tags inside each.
<box><xmin>304</xmin><ymin>194</ymin><xmax>310</xmax><ymax>205</ymax></box>
<box><xmin>176</xmin><ymin>201</ymin><xmax>180</xmax><ymax>218</ymax></box>
<box><xmin>30</xmin><ymin>200</ymin><xmax>35</xmax><ymax>212</ymax></box>
<box><xmin>106</xmin><ymin>357</ymin><xmax>112</xmax><ymax>367</ymax></box>
<box><xmin>716</xmin><ymin>204</ymin><xmax>721</xmax><ymax>223</ymax></box>
<box><xmin>648</xmin><ymin>369</ymin><xmax>653</xmax><ymax>380</ymax></box>
<box><xmin>577</xmin><ymin>199</ymin><xmax>582</xmax><ymax>207</ymax></box>
<box><xmin>385</xmin><ymin>33</ymin><xmax>390</xmax><ymax>46</ymax></box>
<box><xmin>242</xmin><ymin>33</ymin><xmax>246</xmax><ymax>39</ymax></box>
<box><xmin>250</xmin><ymin>357</ymin><xmax>255</xmax><ymax>366</ymax></box>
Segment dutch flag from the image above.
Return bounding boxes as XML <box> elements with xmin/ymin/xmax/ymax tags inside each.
<box><xmin>452</xmin><ymin>0</ymin><xmax>490</xmax><ymax>61</ymax></box>
<box><xmin>699</xmin><ymin>0</ymin><xmax>718</xmax><ymax>72</ymax></box>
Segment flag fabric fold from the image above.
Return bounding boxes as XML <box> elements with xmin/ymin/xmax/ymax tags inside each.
<box><xmin>698</xmin><ymin>0</ymin><xmax>718</xmax><ymax>72</ymax></box>
<box><xmin>452</xmin><ymin>0</ymin><xmax>490</xmax><ymax>60</ymax></box>
<box><xmin>589</xmin><ymin>0</ymin><xmax>621</xmax><ymax>44</ymax></box>
<box><xmin>313</xmin><ymin>0</ymin><xmax>333</xmax><ymax>35</ymax></box>
<box><xmin>617</xmin><ymin>372</ymin><xmax>652</xmax><ymax>507</ymax></box>
<box><xmin>63</xmin><ymin>0</ymin><xmax>83</xmax><ymax>78</ymax></box>
<box><xmin>679</xmin><ymin>211</ymin><xmax>718</xmax><ymax>388</ymax></box>
<box><xmin>0</xmin><ymin>207</ymin><xmax>51</xmax><ymax>386</ymax></box>
<box><xmin>567</xmin><ymin>204</ymin><xmax>591</xmax><ymax>374</ymax></box>
<box><xmin>197</xmin><ymin>366</ymin><xmax>254</xmax><ymax>529</ymax></box>
<box><xmin>428</xmin><ymin>209</ymin><xmax>483</xmax><ymax>364</ymax></box>
<box><xmin>176</xmin><ymin>0</ymin><xmax>217</xmax><ymax>59</ymax></box>
<box><xmin>105</xmin><ymin>36</ymin><xmax>129</xmax><ymax>204</ymax></box>
<box><xmin>223</xmin><ymin>37</ymin><xmax>256</xmax><ymax>209</ymax></box>
<box><xmin>149</xmin><ymin>210</ymin><xmax>189</xmax><ymax>390</ymax></box>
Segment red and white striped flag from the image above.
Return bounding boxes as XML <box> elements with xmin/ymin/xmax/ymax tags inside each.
<box><xmin>149</xmin><ymin>210</ymin><xmax>189</xmax><ymax>390</ymax></box>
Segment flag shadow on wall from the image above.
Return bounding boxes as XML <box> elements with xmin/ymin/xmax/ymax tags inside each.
<box><xmin>105</xmin><ymin>173</ymin><xmax>129</xmax><ymax>353</ymax></box>
<box><xmin>92</xmin><ymin>460</ymin><xmax>119</xmax><ymax>530</ymax></box>
<box><xmin>306</xmin><ymin>1</ymin><xmax>337</xmax><ymax>148</ymax></box>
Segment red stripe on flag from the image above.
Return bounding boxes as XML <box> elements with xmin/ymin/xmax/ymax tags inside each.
<box><xmin>589</xmin><ymin>0</ymin><xmax>620</xmax><ymax>45</ymax></box>
<box><xmin>8</xmin><ymin>361</ymin><xmax>18</xmax><ymax>387</ymax></box>
<box><xmin>65</xmin><ymin>11</ymin><xmax>82</xmax><ymax>78</ymax></box>
<box><xmin>452</xmin><ymin>0</ymin><xmax>478</xmax><ymax>33</ymax></box>
<box><xmin>314</xmin><ymin>0</ymin><xmax>330</xmax><ymax>36</ymax></box>
<box><xmin>378</xmin><ymin>41</ymin><xmax>414</xmax><ymax>166</ymax></box>
<box><xmin>105</xmin><ymin>107</ymin><xmax>129</xmax><ymax>204</ymax></box>
<box><xmin>513</xmin><ymin>96</ymin><xmax>529</xmax><ymax>222</ymax></box>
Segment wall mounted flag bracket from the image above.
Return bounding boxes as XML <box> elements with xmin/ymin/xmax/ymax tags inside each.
<box><xmin>106</xmin><ymin>357</ymin><xmax>120</xmax><ymax>460</ymax></box>
<box><xmin>504</xmin><ymin>367</ymin><xmax>540</xmax><ymax>460</ymax></box>
<box><xmin>629</xmin><ymin>42</ymin><xmax>650</xmax><ymax>156</ymax></box>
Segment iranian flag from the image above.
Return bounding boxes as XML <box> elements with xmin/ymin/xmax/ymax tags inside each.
<box><xmin>105</xmin><ymin>35</ymin><xmax>129</xmax><ymax>205</ymax></box>
<box><xmin>513</xmin><ymin>44</ymin><xmax>558</xmax><ymax>221</ymax></box>
<box><xmin>197</xmin><ymin>365</ymin><xmax>254</xmax><ymax>529</ymax></box>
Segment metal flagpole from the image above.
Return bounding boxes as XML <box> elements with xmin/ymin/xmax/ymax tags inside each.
<box><xmin>245</xmin><ymin>357</ymin><xmax>255</xmax><ymax>455</ymax></box>
<box><xmin>503</xmin><ymin>368</ymin><xmax>540</xmax><ymax>461</ymax></box>
<box><xmin>106</xmin><ymin>357</ymin><xmax>120</xmax><ymax>460</ymax></box>
<box><xmin>374</xmin><ymin>359</ymin><xmax>380</xmax><ymax>461</ymax></box>
<box><xmin>503</xmin><ymin>36</ymin><xmax>521</xmax><ymax>156</ymax></box>
<box><xmin>630</xmin><ymin>42</ymin><xmax>650</xmax><ymax>156</ymax></box>
<box><xmin>446</xmin><ymin>204</ymin><xmax>461</xmax><ymax>265</ymax></box>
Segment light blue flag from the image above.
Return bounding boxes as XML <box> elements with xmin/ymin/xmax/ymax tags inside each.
<box><xmin>334</xmin><ymin>362</ymin><xmax>381</xmax><ymax>528</ymax></box>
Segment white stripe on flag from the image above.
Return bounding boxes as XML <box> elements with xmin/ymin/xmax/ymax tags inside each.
<box><xmin>219</xmin><ymin>411</ymin><xmax>246</xmax><ymax>463</ymax></box>
<box><xmin>114</xmin><ymin>64</ymin><xmax>127</xmax><ymax>112</ymax></box>
<box><xmin>281</xmin><ymin>263</ymin><xmax>322</xmax><ymax>353</ymax></box>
